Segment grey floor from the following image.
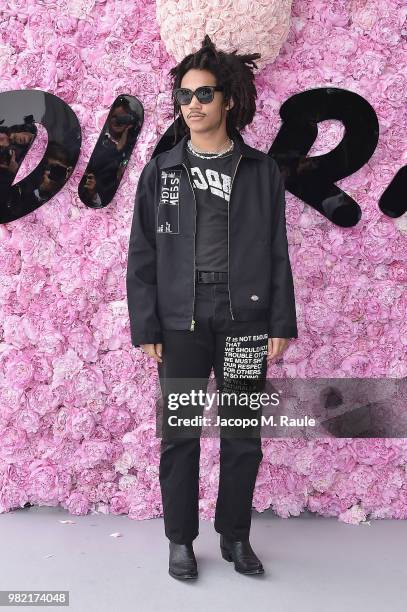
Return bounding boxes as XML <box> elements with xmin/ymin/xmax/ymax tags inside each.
<box><xmin>1</xmin><ymin>505</ymin><xmax>406</xmax><ymax>612</ymax></box>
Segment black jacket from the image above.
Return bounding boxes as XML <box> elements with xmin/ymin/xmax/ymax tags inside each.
<box><xmin>126</xmin><ymin>132</ymin><xmax>298</xmax><ymax>347</ymax></box>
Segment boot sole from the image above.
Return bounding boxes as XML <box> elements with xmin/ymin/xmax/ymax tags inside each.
<box><xmin>221</xmin><ymin>546</ymin><xmax>264</xmax><ymax>574</ymax></box>
<box><xmin>169</xmin><ymin>568</ymin><xmax>198</xmax><ymax>580</ymax></box>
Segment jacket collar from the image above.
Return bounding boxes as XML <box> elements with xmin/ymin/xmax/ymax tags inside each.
<box><xmin>158</xmin><ymin>132</ymin><xmax>264</xmax><ymax>169</ymax></box>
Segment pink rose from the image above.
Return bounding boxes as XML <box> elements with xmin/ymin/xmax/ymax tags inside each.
<box><xmin>65</xmin><ymin>491</ymin><xmax>91</xmax><ymax>515</ymax></box>
<box><xmin>110</xmin><ymin>492</ymin><xmax>129</xmax><ymax>514</ymax></box>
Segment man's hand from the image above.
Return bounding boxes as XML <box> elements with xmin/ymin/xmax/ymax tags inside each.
<box><xmin>140</xmin><ymin>343</ymin><xmax>163</xmax><ymax>363</ymax></box>
<box><xmin>117</xmin><ymin>124</ymin><xmax>131</xmax><ymax>151</ymax></box>
<box><xmin>267</xmin><ymin>337</ymin><xmax>290</xmax><ymax>361</ymax></box>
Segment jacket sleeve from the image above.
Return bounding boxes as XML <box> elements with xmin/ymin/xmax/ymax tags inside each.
<box><xmin>268</xmin><ymin>158</ymin><xmax>298</xmax><ymax>339</ymax></box>
<box><xmin>126</xmin><ymin>160</ymin><xmax>163</xmax><ymax>348</ymax></box>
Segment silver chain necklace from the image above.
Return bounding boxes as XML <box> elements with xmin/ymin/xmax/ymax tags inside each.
<box><xmin>187</xmin><ymin>137</ymin><xmax>234</xmax><ymax>159</ymax></box>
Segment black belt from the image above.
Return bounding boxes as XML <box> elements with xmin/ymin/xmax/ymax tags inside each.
<box><xmin>196</xmin><ymin>270</ymin><xmax>228</xmax><ymax>283</ymax></box>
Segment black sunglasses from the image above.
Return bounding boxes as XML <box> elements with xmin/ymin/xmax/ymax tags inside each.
<box><xmin>172</xmin><ymin>85</ymin><xmax>224</xmax><ymax>106</ymax></box>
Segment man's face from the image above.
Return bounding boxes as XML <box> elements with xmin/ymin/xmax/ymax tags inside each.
<box><xmin>178</xmin><ymin>68</ymin><xmax>232</xmax><ymax>135</ymax></box>
<box><xmin>109</xmin><ymin>106</ymin><xmax>129</xmax><ymax>135</ymax></box>
<box><xmin>10</xmin><ymin>131</ymin><xmax>34</xmax><ymax>146</ymax></box>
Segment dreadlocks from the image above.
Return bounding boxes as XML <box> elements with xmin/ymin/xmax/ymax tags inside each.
<box><xmin>168</xmin><ymin>34</ymin><xmax>261</xmax><ymax>144</ymax></box>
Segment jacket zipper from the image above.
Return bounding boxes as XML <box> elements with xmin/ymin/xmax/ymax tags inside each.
<box><xmin>182</xmin><ymin>162</ymin><xmax>197</xmax><ymax>331</ymax></box>
<box><xmin>227</xmin><ymin>154</ymin><xmax>242</xmax><ymax>321</ymax></box>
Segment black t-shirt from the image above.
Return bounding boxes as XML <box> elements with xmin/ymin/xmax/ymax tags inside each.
<box><xmin>185</xmin><ymin>139</ymin><xmax>240</xmax><ymax>272</ymax></box>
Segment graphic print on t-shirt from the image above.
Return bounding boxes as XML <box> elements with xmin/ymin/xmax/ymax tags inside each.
<box><xmin>189</xmin><ymin>165</ymin><xmax>232</xmax><ymax>202</ymax></box>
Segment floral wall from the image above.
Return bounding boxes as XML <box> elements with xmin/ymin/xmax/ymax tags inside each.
<box><xmin>0</xmin><ymin>0</ymin><xmax>406</xmax><ymax>525</ymax></box>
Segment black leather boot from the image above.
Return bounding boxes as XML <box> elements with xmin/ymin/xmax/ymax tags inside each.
<box><xmin>220</xmin><ymin>534</ymin><xmax>264</xmax><ymax>575</ymax></box>
<box><xmin>168</xmin><ymin>541</ymin><xmax>198</xmax><ymax>580</ymax></box>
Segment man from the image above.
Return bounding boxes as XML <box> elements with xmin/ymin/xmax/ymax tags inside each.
<box><xmin>126</xmin><ymin>35</ymin><xmax>298</xmax><ymax>581</ymax></box>
<box><xmin>80</xmin><ymin>96</ymin><xmax>138</xmax><ymax>207</ymax></box>
<box><xmin>1</xmin><ymin>139</ymin><xmax>74</xmax><ymax>219</ymax></box>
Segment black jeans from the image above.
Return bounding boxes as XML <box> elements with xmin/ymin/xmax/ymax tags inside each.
<box><xmin>157</xmin><ymin>281</ymin><xmax>269</xmax><ymax>544</ymax></box>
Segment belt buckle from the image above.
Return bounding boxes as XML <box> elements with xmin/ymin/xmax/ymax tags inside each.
<box><xmin>196</xmin><ymin>270</ymin><xmax>221</xmax><ymax>283</ymax></box>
